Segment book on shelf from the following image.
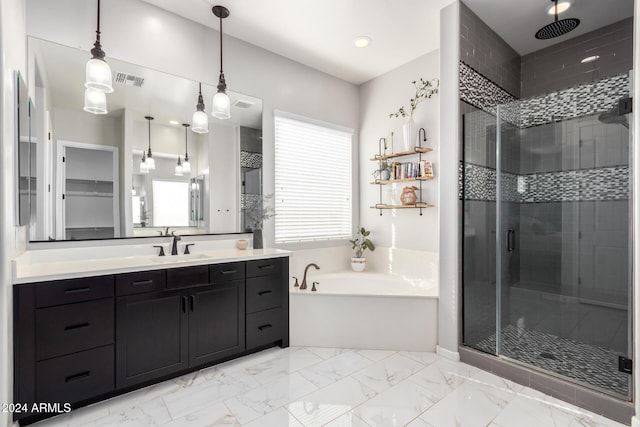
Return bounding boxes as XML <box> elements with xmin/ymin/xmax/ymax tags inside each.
<box><xmin>390</xmin><ymin>161</ymin><xmax>434</xmax><ymax>180</ymax></box>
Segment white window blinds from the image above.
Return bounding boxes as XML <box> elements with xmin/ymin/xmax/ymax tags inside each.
<box><xmin>274</xmin><ymin>112</ymin><xmax>353</xmax><ymax>243</ymax></box>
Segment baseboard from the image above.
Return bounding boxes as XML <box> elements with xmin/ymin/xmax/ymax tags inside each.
<box><xmin>436</xmin><ymin>345</ymin><xmax>460</xmax><ymax>362</ymax></box>
<box><xmin>631</xmin><ymin>415</ymin><xmax>640</xmax><ymax>427</ymax></box>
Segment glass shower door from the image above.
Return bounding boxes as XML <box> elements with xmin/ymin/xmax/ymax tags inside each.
<box><xmin>496</xmin><ymin>96</ymin><xmax>632</xmax><ymax>398</ymax></box>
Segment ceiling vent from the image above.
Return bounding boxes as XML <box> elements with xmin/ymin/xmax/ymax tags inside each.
<box><xmin>233</xmin><ymin>99</ymin><xmax>254</xmax><ymax>109</ymax></box>
<box><xmin>114</xmin><ymin>72</ymin><xmax>145</xmax><ymax>87</ymax></box>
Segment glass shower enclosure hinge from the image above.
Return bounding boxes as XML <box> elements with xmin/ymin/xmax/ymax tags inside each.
<box><xmin>618</xmin><ymin>356</ymin><xmax>632</xmax><ymax>374</ymax></box>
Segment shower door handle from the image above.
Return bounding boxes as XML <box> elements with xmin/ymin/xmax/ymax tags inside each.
<box><xmin>506</xmin><ymin>229</ymin><xmax>515</xmax><ymax>253</ymax></box>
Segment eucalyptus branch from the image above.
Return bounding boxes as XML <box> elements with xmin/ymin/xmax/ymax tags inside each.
<box><xmin>389</xmin><ymin>77</ymin><xmax>440</xmax><ymax>119</ymax></box>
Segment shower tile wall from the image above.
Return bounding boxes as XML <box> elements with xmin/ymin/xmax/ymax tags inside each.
<box><xmin>521</xmin><ymin>18</ymin><xmax>633</xmax><ymax>98</ymax></box>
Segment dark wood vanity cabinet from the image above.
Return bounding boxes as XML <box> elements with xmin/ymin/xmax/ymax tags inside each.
<box><xmin>14</xmin><ymin>256</ymin><xmax>288</xmax><ymax>425</ymax></box>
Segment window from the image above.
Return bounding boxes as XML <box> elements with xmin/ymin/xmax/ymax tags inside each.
<box><xmin>152</xmin><ymin>180</ymin><xmax>189</xmax><ymax>226</ymax></box>
<box><xmin>274</xmin><ymin>111</ymin><xmax>353</xmax><ymax>243</ymax></box>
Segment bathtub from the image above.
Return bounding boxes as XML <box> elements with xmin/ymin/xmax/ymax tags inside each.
<box><xmin>290</xmin><ymin>264</ymin><xmax>438</xmax><ymax>352</ymax></box>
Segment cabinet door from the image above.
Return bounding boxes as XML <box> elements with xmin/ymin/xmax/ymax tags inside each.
<box><xmin>188</xmin><ymin>281</ymin><xmax>245</xmax><ymax>367</ymax></box>
<box><xmin>116</xmin><ymin>289</ymin><xmax>188</xmax><ymax>389</ymax></box>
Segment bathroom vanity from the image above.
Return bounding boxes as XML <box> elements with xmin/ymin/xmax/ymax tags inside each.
<box><xmin>12</xmin><ymin>250</ymin><xmax>289</xmax><ymax>425</ymax></box>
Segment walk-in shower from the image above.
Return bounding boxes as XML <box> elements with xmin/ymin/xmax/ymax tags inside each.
<box><xmin>460</xmin><ymin>0</ymin><xmax>634</xmax><ymax>399</ymax></box>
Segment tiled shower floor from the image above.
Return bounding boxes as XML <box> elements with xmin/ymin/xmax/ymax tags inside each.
<box><xmin>32</xmin><ymin>346</ymin><xmax>625</xmax><ymax>427</ymax></box>
<box><xmin>475</xmin><ymin>324</ymin><xmax>629</xmax><ymax>397</ymax></box>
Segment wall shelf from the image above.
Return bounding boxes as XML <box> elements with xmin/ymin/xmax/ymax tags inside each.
<box><xmin>370</xmin><ymin>176</ymin><xmax>434</xmax><ymax>185</ymax></box>
<box><xmin>369</xmin><ymin>147</ymin><xmax>432</xmax><ymax>161</ymax></box>
<box><xmin>370</xmin><ymin>203</ymin><xmax>435</xmax><ymax>209</ymax></box>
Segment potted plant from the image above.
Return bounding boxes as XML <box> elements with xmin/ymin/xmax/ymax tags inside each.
<box><xmin>389</xmin><ymin>78</ymin><xmax>439</xmax><ymax>151</ymax></box>
<box><xmin>349</xmin><ymin>227</ymin><xmax>375</xmax><ymax>272</ymax></box>
<box><xmin>243</xmin><ymin>193</ymin><xmax>275</xmax><ymax>249</ymax></box>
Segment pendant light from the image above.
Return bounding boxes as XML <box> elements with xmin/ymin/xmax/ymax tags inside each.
<box><xmin>175</xmin><ymin>156</ymin><xmax>184</xmax><ymax>176</ymax></box>
<box><xmin>192</xmin><ymin>83</ymin><xmax>209</xmax><ymax>133</ymax></box>
<box><xmin>211</xmin><ymin>5</ymin><xmax>231</xmax><ymax>120</ymax></box>
<box><xmin>83</xmin><ymin>88</ymin><xmax>108</xmax><ymax>114</ymax></box>
<box><xmin>182</xmin><ymin>123</ymin><xmax>192</xmax><ymax>174</ymax></box>
<box><xmin>85</xmin><ymin>0</ymin><xmax>113</xmax><ymax>93</ymax></box>
<box><xmin>139</xmin><ymin>151</ymin><xmax>149</xmax><ymax>174</ymax></box>
<box><xmin>144</xmin><ymin>116</ymin><xmax>156</xmax><ymax>170</ymax></box>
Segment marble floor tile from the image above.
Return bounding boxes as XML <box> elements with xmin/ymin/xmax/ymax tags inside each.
<box><xmin>287</xmin><ymin>377</ymin><xmax>377</xmax><ymax>427</ymax></box>
<box><xmin>298</xmin><ymin>350</ymin><xmax>375</xmax><ymax>388</ymax></box>
<box><xmin>28</xmin><ymin>347</ymin><xmax>629</xmax><ymax>427</ymax></box>
<box><xmin>224</xmin><ymin>373</ymin><xmax>318</xmax><ymax>424</ymax></box>
<box><xmin>160</xmin><ymin>401</ymin><xmax>239</xmax><ymax>427</ymax></box>
<box><xmin>324</xmin><ymin>411</ymin><xmax>372</xmax><ymax>427</ymax></box>
<box><xmin>241</xmin><ymin>407</ymin><xmax>305</xmax><ymax>427</ymax></box>
<box><xmin>353</xmin><ymin>379</ymin><xmax>439</xmax><ymax>427</ymax></box>
<box><xmin>352</xmin><ymin>353</ymin><xmax>425</xmax><ymax>393</ymax></box>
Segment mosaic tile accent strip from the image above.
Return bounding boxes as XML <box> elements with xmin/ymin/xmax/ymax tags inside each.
<box><xmin>463</xmin><ymin>163</ymin><xmax>520</xmax><ymax>203</ymax></box>
<box><xmin>475</xmin><ymin>324</ymin><xmax>629</xmax><ymax>396</ymax></box>
<box><xmin>458</xmin><ymin>161</ymin><xmax>464</xmax><ymax>201</ymax></box>
<box><xmin>464</xmin><ymin>163</ymin><xmax>630</xmax><ymax>203</ymax></box>
<box><xmin>459</xmin><ymin>62</ymin><xmax>517</xmax><ymax>117</ymax></box>
<box><xmin>241</xmin><ymin>151</ymin><xmax>262</xmax><ymax>169</ymax></box>
<box><xmin>240</xmin><ymin>193</ymin><xmax>260</xmax><ymax>210</ymax></box>
<box><xmin>519</xmin><ymin>73</ymin><xmax>630</xmax><ymax>128</ymax></box>
<box><xmin>460</xmin><ymin>61</ymin><xmax>630</xmax><ymax>129</ymax></box>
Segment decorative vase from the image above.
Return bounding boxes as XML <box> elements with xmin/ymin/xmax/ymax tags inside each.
<box><xmin>253</xmin><ymin>228</ymin><xmax>263</xmax><ymax>249</ymax></box>
<box><xmin>402</xmin><ymin>117</ymin><xmax>416</xmax><ymax>151</ymax></box>
<box><xmin>400</xmin><ymin>186</ymin><xmax>418</xmax><ymax>206</ymax></box>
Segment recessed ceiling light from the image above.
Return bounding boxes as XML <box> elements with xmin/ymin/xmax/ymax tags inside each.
<box><xmin>581</xmin><ymin>55</ymin><xmax>600</xmax><ymax>63</ymax></box>
<box><xmin>354</xmin><ymin>36</ymin><xmax>371</xmax><ymax>48</ymax></box>
<box><xmin>169</xmin><ymin>120</ymin><xmax>180</xmax><ymax>125</ymax></box>
<box><xmin>546</xmin><ymin>1</ymin><xmax>571</xmax><ymax>15</ymax></box>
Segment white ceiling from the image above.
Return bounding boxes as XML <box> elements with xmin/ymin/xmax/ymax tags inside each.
<box><xmin>140</xmin><ymin>0</ymin><xmax>456</xmax><ymax>85</ymax></box>
<box><xmin>463</xmin><ymin>0</ymin><xmax>634</xmax><ymax>55</ymax></box>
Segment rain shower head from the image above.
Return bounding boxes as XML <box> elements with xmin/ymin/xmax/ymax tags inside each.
<box><xmin>535</xmin><ymin>0</ymin><xmax>580</xmax><ymax>39</ymax></box>
<box><xmin>598</xmin><ymin>110</ymin><xmax>629</xmax><ymax>129</ymax></box>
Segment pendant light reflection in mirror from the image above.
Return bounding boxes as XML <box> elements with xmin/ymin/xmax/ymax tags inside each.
<box><xmin>84</xmin><ymin>0</ymin><xmax>113</xmax><ymax>115</ymax></box>
<box><xmin>142</xmin><ymin>116</ymin><xmax>156</xmax><ymax>171</ymax></box>
<box><xmin>211</xmin><ymin>5</ymin><xmax>231</xmax><ymax>120</ymax></box>
<box><xmin>192</xmin><ymin>82</ymin><xmax>209</xmax><ymax>133</ymax></box>
<box><xmin>182</xmin><ymin>123</ymin><xmax>192</xmax><ymax>174</ymax></box>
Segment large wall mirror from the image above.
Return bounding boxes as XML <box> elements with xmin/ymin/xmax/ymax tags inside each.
<box><xmin>26</xmin><ymin>37</ymin><xmax>263</xmax><ymax>242</ymax></box>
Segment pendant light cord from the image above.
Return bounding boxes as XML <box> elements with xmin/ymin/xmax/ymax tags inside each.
<box><xmin>91</xmin><ymin>0</ymin><xmax>105</xmax><ymax>59</ymax></box>
<box><xmin>219</xmin><ymin>15</ymin><xmax>223</xmax><ymax>74</ymax></box>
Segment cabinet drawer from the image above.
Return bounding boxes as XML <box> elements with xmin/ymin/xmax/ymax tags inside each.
<box><xmin>167</xmin><ymin>265</ymin><xmax>209</xmax><ymax>289</ymax></box>
<box><xmin>36</xmin><ymin>299</ymin><xmax>114</xmax><ymax>361</ymax></box>
<box><xmin>210</xmin><ymin>262</ymin><xmax>245</xmax><ymax>282</ymax></box>
<box><xmin>246</xmin><ymin>258</ymin><xmax>283</xmax><ymax>278</ymax></box>
<box><xmin>246</xmin><ymin>307</ymin><xmax>283</xmax><ymax>349</ymax></box>
<box><xmin>36</xmin><ymin>345</ymin><xmax>114</xmax><ymax>404</ymax></box>
<box><xmin>246</xmin><ymin>275</ymin><xmax>283</xmax><ymax>313</ymax></box>
<box><xmin>116</xmin><ymin>270</ymin><xmax>166</xmax><ymax>296</ymax></box>
<box><xmin>35</xmin><ymin>276</ymin><xmax>114</xmax><ymax>308</ymax></box>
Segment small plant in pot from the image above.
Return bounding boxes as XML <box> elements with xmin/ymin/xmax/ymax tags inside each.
<box><xmin>349</xmin><ymin>227</ymin><xmax>375</xmax><ymax>272</ymax></box>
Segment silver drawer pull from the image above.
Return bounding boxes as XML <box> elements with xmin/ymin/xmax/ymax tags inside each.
<box><xmin>257</xmin><ymin>290</ymin><xmax>273</xmax><ymax>296</ymax></box>
<box><xmin>64</xmin><ymin>322</ymin><xmax>90</xmax><ymax>331</ymax></box>
<box><xmin>64</xmin><ymin>287</ymin><xmax>90</xmax><ymax>294</ymax></box>
<box><xmin>258</xmin><ymin>324</ymin><xmax>273</xmax><ymax>331</ymax></box>
<box><xmin>132</xmin><ymin>280</ymin><xmax>154</xmax><ymax>286</ymax></box>
<box><xmin>65</xmin><ymin>371</ymin><xmax>90</xmax><ymax>383</ymax></box>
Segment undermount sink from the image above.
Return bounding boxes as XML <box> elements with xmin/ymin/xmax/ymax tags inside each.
<box><xmin>149</xmin><ymin>253</ymin><xmax>210</xmax><ymax>263</ymax></box>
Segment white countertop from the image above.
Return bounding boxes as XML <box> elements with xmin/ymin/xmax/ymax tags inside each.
<box><xmin>13</xmin><ymin>248</ymin><xmax>290</xmax><ymax>284</ymax></box>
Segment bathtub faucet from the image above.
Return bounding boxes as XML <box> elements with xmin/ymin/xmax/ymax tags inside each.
<box><xmin>300</xmin><ymin>263</ymin><xmax>320</xmax><ymax>290</ymax></box>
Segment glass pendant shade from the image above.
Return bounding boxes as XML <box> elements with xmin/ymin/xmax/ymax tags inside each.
<box><xmin>212</xmin><ymin>91</ymin><xmax>231</xmax><ymax>119</ymax></box>
<box><xmin>192</xmin><ymin>110</ymin><xmax>208</xmax><ymax>133</ymax></box>
<box><xmin>145</xmin><ymin>154</ymin><xmax>155</xmax><ymax>170</ymax></box>
<box><xmin>175</xmin><ymin>157</ymin><xmax>184</xmax><ymax>176</ymax></box>
<box><xmin>182</xmin><ymin>159</ymin><xmax>191</xmax><ymax>174</ymax></box>
<box><xmin>140</xmin><ymin>156</ymin><xmax>149</xmax><ymax>174</ymax></box>
<box><xmin>83</xmin><ymin>88</ymin><xmax>108</xmax><ymax>114</ymax></box>
<box><xmin>85</xmin><ymin>58</ymin><xmax>113</xmax><ymax>93</ymax></box>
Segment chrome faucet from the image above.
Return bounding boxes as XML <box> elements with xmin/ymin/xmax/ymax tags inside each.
<box><xmin>300</xmin><ymin>263</ymin><xmax>320</xmax><ymax>290</ymax></box>
<box><xmin>171</xmin><ymin>232</ymin><xmax>181</xmax><ymax>255</ymax></box>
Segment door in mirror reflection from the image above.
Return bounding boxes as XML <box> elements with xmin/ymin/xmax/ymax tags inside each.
<box><xmin>57</xmin><ymin>141</ymin><xmax>119</xmax><ymax>240</ymax></box>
